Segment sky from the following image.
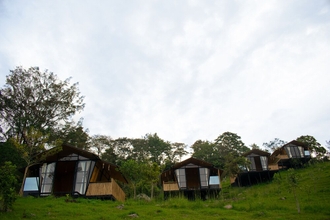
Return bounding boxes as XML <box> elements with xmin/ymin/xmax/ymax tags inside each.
<box><xmin>0</xmin><ymin>0</ymin><xmax>329</xmax><ymax>152</ymax></box>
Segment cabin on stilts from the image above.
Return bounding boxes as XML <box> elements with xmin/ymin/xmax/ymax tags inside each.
<box><xmin>161</xmin><ymin>157</ymin><xmax>223</xmax><ymax>200</ymax></box>
<box><xmin>20</xmin><ymin>144</ymin><xmax>128</xmax><ymax>202</ymax></box>
<box><xmin>231</xmin><ymin>149</ymin><xmax>278</xmax><ymax>186</ymax></box>
<box><xmin>269</xmin><ymin>140</ymin><xmax>311</xmax><ymax>170</ymax></box>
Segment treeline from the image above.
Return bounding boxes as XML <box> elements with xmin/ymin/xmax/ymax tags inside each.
<box><xmin>0</xmin><ymin>67</ymin><xmax>329</xmax><ymax>201</ymax></box>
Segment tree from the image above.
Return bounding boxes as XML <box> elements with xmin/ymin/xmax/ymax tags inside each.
<box><xmin>89</xmin><ymin>135</ymin><xmax>112</xmax><ymax>157</ymax></box>
<box><xmin>250</xmin><ymin>143</ymin><xmax>260</xmax><ymax>150</ymax></box>
<box><xmin>141</xmin><ymin>162</ymin><xmax>161</xmax><ymax>199</ymax></box>
<box><xmin>296</xmin><ymin>135</ymin><xmax>327</xmax><ymax>159</ymax></box>
<box><xmin>214</xmin><ymin>132</ymin><xmax>250</xmax><ymax>169</ymax></box>
<box><xmin>0</xmin><ymin>66</ymin><xmax>84</xmax><ymax>164</ymax></box>
<box><xmin>0</xmin><ymin>162</ymin><xmax>18</xmax><ymax>212</ymax></box>
<box><xmin>191</xmin><ymin>140</ymin><xmax>220</xmax><ymax>167</ymax></box>
<box><xmin>262</xmin><ymin>138</ymin><xmax>287</xmax><ymax>152</ymax></box>
<box><xmin>119</xmin><ymin>159</ymin><xmax>142</xmax><ymax>199</ymax></box>
<box><xmin>144</xmin><ymin>133</ymin><xmax>171</xmax><ymax>165</ymax></box>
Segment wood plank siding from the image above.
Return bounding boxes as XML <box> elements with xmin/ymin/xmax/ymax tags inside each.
<box><xmin>163</xmin><ymin>182</ymin><xmax>179</xmax><ymax>191</ymax></box>
<box><xmin>86</xmin><ymin>179</ymin><xmax>125</xmax><ymax>202</ymax></box>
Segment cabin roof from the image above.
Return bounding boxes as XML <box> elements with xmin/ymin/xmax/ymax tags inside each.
<box><xmin>271</xmin><ymin>140</ymin><xmax>309</xmax><ymax>157</ymax></box>
<box><xmin>29</xmin><ymin>144</ymin><xmax>128</xmax><ymax>184</ymax></box>
<box><xmin>171</xmin><ymin>157</ymin><xmax>216</xmax><ymax>169</ymax></box>
<box><xmin>243</xmin><ymin>149</ymin><xmax>270</xmax><ymax>157</ymax></box>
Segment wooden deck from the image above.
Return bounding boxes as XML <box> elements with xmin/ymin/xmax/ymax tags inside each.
<box><xmin>163</xmin><ymin>182</ymin><xmax>179</xmax><ymax>191</ymax></box>
<box><xmin>86</xmin><ymin>179</ymin><xmax>125</xmax><ymax>202</ymax></box>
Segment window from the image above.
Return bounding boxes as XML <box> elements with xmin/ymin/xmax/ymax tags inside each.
<box><xmin>74</xmin><ymin>161</ymin><xmax>95</xmax><ymax>195</ymax></box>
<box><xmin>247</xmin><ymin>156</ymin><xmax>256</xmax><ymax>171</ymax></box>
<box><xmin>260</xmin><ymin>156</ymin><xmax>268</xmax><ymax>171</ymax></box>
<box><xmin>40</xmin><ymin>162</ymin><xmax>56</xmax><ymax>195</ymax></box>
<box><xmin>23</xmin><ymin>177</ymin><xmax>39</xmax><ymax>191</ymax></box>
<box><xmin>199</xmin><ymin>168</ymin><xmax>209</xmax><ymax>188</ymax></box>
<box><xmin>175</xmin><ymin>168</ymin><xmax>186</xmax><ymax>189</ymax></box>
<box><xmin>209</xmin><ymin>176</ymin><xmax>220</xmax><ymax>185</ymax></box>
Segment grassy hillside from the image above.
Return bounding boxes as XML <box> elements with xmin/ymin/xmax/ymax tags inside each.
<box><xmin>1</xmin><ymin>161</ymin><xmax>330</xmax><ymax>220</ymax></box>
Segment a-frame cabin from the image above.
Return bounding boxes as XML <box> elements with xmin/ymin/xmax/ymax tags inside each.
<box><xmin>161</xmin><ymin>157</ymin><xmax>222</xmax><ymax>200</ymax></box>
<box><xmin>20</xmin><ymin>144</ymin><xmax>128</xmax><ymax>202</ymax></box>
<box><xmin>231</xmin><ymin>149</ymin><xmax>278</xmax><ymax>186</ymax></box>
<box><xmin>269</xmin><ymin>140</ymin><xmax>311</xmax><ymax>169</ymax></box>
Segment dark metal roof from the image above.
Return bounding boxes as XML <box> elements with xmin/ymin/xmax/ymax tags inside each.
<box><xmin>243</xmin><ymin>149</ymin><xmax>270</xmax><ymax>157</ymax></box>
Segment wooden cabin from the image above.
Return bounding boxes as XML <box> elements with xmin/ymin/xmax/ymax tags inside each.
<box><xmin>161</xmin><ymin>157</ymin><xmax>222</xmax><ymax>200</ymax></box>
<box><xmin>231</xmin><ymin>149</ymin><xmax>278</xmax><ymax>186</ymax></box>
<box><xmin>20</xmin><ymin>144</ymin><xmax>128</xmax><ymax>202</ymax></box>
<box><xmin>269</xmin><ymin>140</ymin><xmax>311</xmax><ymax>169</ymax></box>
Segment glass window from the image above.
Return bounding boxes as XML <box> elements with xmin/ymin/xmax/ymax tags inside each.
<box><xmin>209</xmin><ymin>176</ymin><xmax>220</xmax><ymax>185</ymax></box>
<box><xmin>175</xmin><ymin>168</ymin><xmax>186</xmax><ymax>189</ymax></box>
<box><xmin>40</xmin><ymin>162</ymin><xmax>56</xmax><ymax>195</ymax></box>
<box><xmin>199</xmin><ymin>168</ymin><xmax>209</xmax><ymax>187</ymax></box>
<box><xmin>260</xmin><ymin>156</ymin><xmax>268</xmax><ymax>171</ymax></box>
<box><xmin>247</xmin><ymin>156</ymin><xmax>256</xmax><ymax>171</ymax></box>
<box><xmin>23</xmin><ymin>177</ymin><xmax>39</xmax><ymax>191</ymax></box>
<box><xmin>74</xmin><ymin>161</ymin><xmax>95</xmax><ymax>195</ymax></box>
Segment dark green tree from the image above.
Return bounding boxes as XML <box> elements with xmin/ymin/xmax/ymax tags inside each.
<box><xmin>89</xmin><ymin>135</ymin><xmax>112</xmax><ymax>157</ymax></box>
<box><xmin>214</xmin><ymin>132</ymin><xmax>250</xmax><ymax>169</ymax></box>
<box><xmin>0</xmin><ymin>66</ymin><xmax>85</xmax><ymax>164</ymax></box>
<box><xmin>191</xmin><ymin>140</ymin><xmax>219</xmax><ymax>166</ymax></box>
<box><xmin>296</xmin><ymin>135</ymin><xmax>327</xmax><ymax>159</ymax></box>
<box><xmin>144</xmin><ymin>133</ymin><xmax>171</xmax><ymax>165</ymax></box>
<box><xmin>262</xmin><ymin>138</ymin><xmax>286</xmax><ymax>152</ymax></box>
<box><xmin>0</xmin><ymin>162</ymin><xmax>18</xmax><ymax>212</ymax></box>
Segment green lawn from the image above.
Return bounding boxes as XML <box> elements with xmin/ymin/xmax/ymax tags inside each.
<box><xmin>1</xmin><ymin>161</ymin><xmax>330</xmax><ymax>220</ymax></box>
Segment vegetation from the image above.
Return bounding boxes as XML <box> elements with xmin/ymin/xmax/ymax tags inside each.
<box><xmin>0</xmin><ymin>162</ymin><xmax>18</xmax><ymax>212</ymax></box>
<box><xmin>0</xmin><ymin>161</ymin><xmax>329</xmax><ymax>219</ymax></box>
<box><xmin>0</xmin><ymin>66</ymin><xmax>85</xmax><ymax>164</ymax></box>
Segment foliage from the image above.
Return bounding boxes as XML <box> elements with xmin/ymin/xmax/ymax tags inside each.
<box><xmin>119</xmin><ymin>160</ymin><xmax>142</xmax><ymax>199</ymax></box>
<box><xmin>0</xmin><ymin>66</ymin><xmax>85</xmax><ymax>164</ymax></box>
<box><xmin>286</xmin><ymin>168</ymin><xmax>300</xmax><ymax>213</ymax></box>
<box><xmin>1</xmin><ymin>162</ymin><xmax>330</xmax><ymax>219</ymax></box>
<box><xmin>89</xmin><ymin>135</ymin><xmax>112</xmax><ymax>157</ymax></box>
<box><xmin>0</xmin><ymin>141</ymin><xmax>26</xmax><ymax>168</ymax></box>
<box><xmin>296</xmin><ymin>135</ymin><xmax>327</xmax><ymax>159</ymax></box>
<box><xmin>262</xmin><ymin>138</ymin><xmax>287</xmax><ymax>152</ymax></box>
<box><xmin>0</xmin><ymin>162</ymin><xmax>18</xmax><ymax>212</ymax></box>
<box><xmin>191</xmin><ymin>140</ymin><xmax>218</xmax><ymax>165</ymax></box>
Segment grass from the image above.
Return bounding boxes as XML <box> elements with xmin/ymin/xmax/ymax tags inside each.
<box><xmin>1</xmin><ymin>161</ymin><xmax>330</xmax><ymax>219</ymax></box>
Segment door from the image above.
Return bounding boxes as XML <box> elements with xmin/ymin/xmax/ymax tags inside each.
<box><xmin>53</xmin><ymin>161</ymin><xmax>76</xmax><ymax>196</ymax></box>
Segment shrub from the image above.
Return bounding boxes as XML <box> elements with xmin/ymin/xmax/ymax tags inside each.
<box><xmin>0</xmin><ymin>161</ymin><xmax>18</xmax><ymax>211</ymax></box>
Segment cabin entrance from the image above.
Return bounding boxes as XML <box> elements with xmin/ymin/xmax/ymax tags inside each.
<box><xmin>185</xmin><ymin>168</ymin><xmax>200</xmax><ymax>190</ymax></box>
<box><xmin>53</xmin><ymin>161</ymin><xmax>76</xmax><ymax>196</ymax></box>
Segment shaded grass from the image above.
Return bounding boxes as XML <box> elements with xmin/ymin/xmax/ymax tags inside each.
<box><xmin>1</xmin><ymin>162</ymin><xmax>330</xmax><ymax>219</ymax></box>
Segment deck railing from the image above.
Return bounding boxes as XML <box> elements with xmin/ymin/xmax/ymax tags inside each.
<box><xmin>86</xmin><ymin>179</ymin><xmax>125</xmax><ymax>202</ymax></box>
<box><xmin>163</xmin><ymin>182</ymin><xmax>179</xmax><ymax>191</ymax></box>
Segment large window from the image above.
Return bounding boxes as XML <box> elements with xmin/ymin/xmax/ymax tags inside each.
<box><xmin>260</xmin><ymin>156</ymin><xmax>268</xmax><ymax>170</ymax></box>
<box><xmin>199</xmin><ymin>168</ymin><xmax>209</xmax><ymax>188</ymax></box>
<box><xmin>175</xmin><ymin>168</ymin><xmax>186</xmax><ymax>189</ymax></box>
<box><xmin>74</xmin><ymin>161</ymin><xmax>95</xmax><ymax>195</ymax></box>
<box><xmin>247</xmin><ymin>156</ymin><xmax>256</xmax><ymax>171</ymax></box>
<box><xmin>285</xmin><ymin>146</ymin><xmax>304</xmax><ymax>158</ymax></box>
<box><xmin>40</xmin><ymin>162</ymin><xmax>56</xmax><ymax>195</ymax></box>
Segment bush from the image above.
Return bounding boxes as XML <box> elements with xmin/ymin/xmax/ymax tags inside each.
<box><xmin>0</xmin><ymin>161</ymin><xmax>18</xmax><ymax>211</ymax></box>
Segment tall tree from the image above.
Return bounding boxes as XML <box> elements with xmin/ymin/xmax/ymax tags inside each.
<box><xmin>214</xmin><ymin>132</ymin><xmax>249</xmax><ymax>170</ymax></box>
<box><xmin>144</xmin><ymin>133</ymin><xmax>171</xmax><ymax>165</ymax></box>
<box><xmin>89</xmin><ymin>135</ymin><xmax>112</xmax><ymax>157</ymax></box>
<box><xmin>191</xmin><ymin>140</ymin><xmax>219</xmax><ymax>166</ymax></box>
<box><xmin>262</xmin><ymin>138</ymin><xmax>287</xmax><ymax>152</ymax></box>
<box><xmin>296</xmin><ymin>135</ymin><xmax>327</xmax><ymax>159</ymax></box>
<box><xmin>0</xmin><ymin>66</ymin><xmax>84</xmax><ymax>164</ymax></box>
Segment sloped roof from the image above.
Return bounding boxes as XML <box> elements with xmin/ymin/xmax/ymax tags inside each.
<box><xmin>243</xmin><ymin>149</ymin><xmax>270</xmax><ymax>157</ymax></box>
<box><xmin>29</xmin><ymin>143</ymin><xmax>128</xmax><ymax>184</ymax></box>
<box><xmin>171</xmin><ymin>157</ymin><xmax>216</xmax><ymax>169</ymax></box>
<box><xmin>270</xmin><ymin>140</ymin><xmax>309</xmax><ymax>158</ymax></box>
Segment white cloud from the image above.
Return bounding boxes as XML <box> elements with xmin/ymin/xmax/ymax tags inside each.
<box><xmin>0</xmin><ymin>0</ymin><xmax>329</xmax><ymax>149</ymax></box>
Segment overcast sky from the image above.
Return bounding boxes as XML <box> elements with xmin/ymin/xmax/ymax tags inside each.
<box><xmin>0</xmin><ymin>1</ymin><xmax>329</xmax><ymax>152</ymax></box>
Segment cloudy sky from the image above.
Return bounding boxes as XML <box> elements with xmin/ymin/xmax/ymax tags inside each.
<box><xmin>0</xmin><ymin>1</ymin><xmax>329</xmax><ymax>151</ymax></box>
